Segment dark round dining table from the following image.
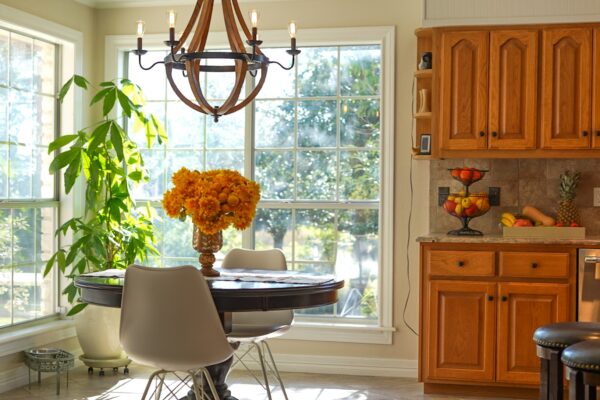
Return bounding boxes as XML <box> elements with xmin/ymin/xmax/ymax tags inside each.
<box><xmin>74</xmin><ymin>271</ymin><xmax>344</xmax><ymax>400</ymax></box>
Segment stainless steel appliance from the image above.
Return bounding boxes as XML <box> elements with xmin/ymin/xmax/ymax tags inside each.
<box><xmin>578</xmin><ymin>249</ymin><xmax>600</xmax><ymax>321</ymax></box>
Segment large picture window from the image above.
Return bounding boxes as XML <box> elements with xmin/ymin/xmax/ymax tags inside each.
<box><xmin>0</xmin><ymin>27</ymin><xmax>58</xmax><ymax>328</ymax></box>
<box><xmin>126</xmin><ymin>36</ymin><xmax>387</xmax><ymax>325</ymax></box>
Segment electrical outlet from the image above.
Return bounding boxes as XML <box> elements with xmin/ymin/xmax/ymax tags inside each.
<box><xmin>594</xmin><ymin>188</ymin><xmax>600</xmax><ymax>207</ymax></box>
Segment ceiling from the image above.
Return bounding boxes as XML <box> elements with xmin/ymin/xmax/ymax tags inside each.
<box><xmin>75</xmin><ymin>0</ymin><xmax>294</xmax><ymax>8</ymax></box>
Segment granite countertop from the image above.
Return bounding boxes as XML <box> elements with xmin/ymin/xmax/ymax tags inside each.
<box><xmin>417</xmin><ymin>233</ymin><xmax>600</xmax><ymax>246</ymax></box>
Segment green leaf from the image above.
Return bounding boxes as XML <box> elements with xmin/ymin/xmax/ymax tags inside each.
<box><xmin>81</xmin><ymin>151</ymin><xmax>91</xmax><ymax>180</ymax></box>
<box><xmin>48</xmin><ymin>134</ymin><xmax>78</xmax><ymax>154</ymax></box>
<box><xmin>103</xmin><ymin>89</ymin><xmax>117</xmax><ymax>116</ymax></box>
<box><xmin>73</xmin><ymin>75</ymin><xmax>90</xmax><ymax>89</ymax></box>
<box><xmin>151</xmin><ymin>114</ymin><xmax>167</xmax><ymax>145</ymax></box>
<box><xmin>128</xmin><ymin>170</ymin><xmax>143</xmax><ymax>182</ymax></box>
<box><xmin>66</xmin><ymin>303</ymin><xmax>87</xmax><ymax>316</ymax></box>
<box><xmin>64</xmin><ymin>150</ymin><xmax>82</xmax><ymax>193</ymax></box>
<box><xmin>62</xmin><ymin>282</ymin><xmax>77</xmax><ymax>303</ymax></box>
<box><xmin>90</xmin><ymin>87</ymin><xmax>113</xmax><ymax>106</ymax></box>
<box><xmin>49</xmin><ymin>148</ymin><xmax>80</xmax><ymax>174</ymax></box>
<box><xmin>57</xmin><ymin>250</ymin><xmax>67</xmax><ymax>273</ymax></box>
<box><xmin>88</xmin><ymin>121</ymin><xmax>111</xmax><ymax>151</ymax></box>
<box><xmin>58</xmin><ymin>77</ymin><xmax>73</xmax><ymax>103</ymax></box>
<box><xmin>110</xmin><ymin>123</ymin><xmax>124</xmax><ymax>161</ymax></box>
<box><xmin>99</xmin><ymin>81</ymin><xmax>116</xmax><ymax>87</ymax></box>
<box><xmin>117</xmin><ymin>90</ymin><xmax>132</xmax><ymax>117</ymax></box>
<box><xmin>43</xmin><ymin>253</ymin><xmax>58</xmax><ymax>277</ymax></box>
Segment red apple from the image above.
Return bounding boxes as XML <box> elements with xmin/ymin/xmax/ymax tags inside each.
<box><xmin>459</xmin><ymin>169</ymin><xmax>472</xmax><ymax>182</ymax></box>
<box><xmin>451</xmin><ymin>168</ymin><xmax>461</xmax><ymax>178</ymax></box>
<box><xmin>465</xmin><ymin>204</ymin><xmax>479</xmax><ymax>217</ymax></box>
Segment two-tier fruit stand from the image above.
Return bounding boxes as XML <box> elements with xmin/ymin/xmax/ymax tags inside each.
<box><xmin>442</xmin><ymin>168</ymin><xmax>491</xmax><ymax>236</ymax></box>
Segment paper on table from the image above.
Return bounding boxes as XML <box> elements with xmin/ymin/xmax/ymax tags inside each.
<box><xmin>81</xmin><ymin>269</ymin><xmax>125</xmax><ymax>278</ymax></box>
<box><xmin>208</xmin><ymin>270</ymin><xmax>335</xmax><ymax>284</ymax></box>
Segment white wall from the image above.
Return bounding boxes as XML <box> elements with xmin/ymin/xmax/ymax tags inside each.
<box><xmin>424</xmin><ymin>0</ymin><xmax>600</xmax><ymax>26</ymax></box>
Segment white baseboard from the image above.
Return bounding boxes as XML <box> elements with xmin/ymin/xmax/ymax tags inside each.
<box><xmin>232</xmin><ymin>352</ymin><xmax>418</xmax><ymax>378</ymax></box>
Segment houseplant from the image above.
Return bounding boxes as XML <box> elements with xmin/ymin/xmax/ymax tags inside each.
<box><xmin>44</xmin><ymin>74</ymin><xmax>166</xmax><ymax>369</ymax></box>
<box><xmin>162</xmin><ymin>168</ymin><xmax>260</xmax><ymax>276</ymax></box>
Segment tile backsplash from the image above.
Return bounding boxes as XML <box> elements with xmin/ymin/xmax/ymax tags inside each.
<box><xmin>430</xmin><ymin>159</ymin><xmax>600</xmax><ymax>235</ymax></box>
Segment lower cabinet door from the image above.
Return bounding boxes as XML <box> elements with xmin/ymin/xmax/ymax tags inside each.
<box><xmin>496</xmin><ymin>282</ymin><xmax>569</xmax><ymax>384</ymax></box>
<box><xmin>427</xmin><ymin>280</ymin><xmax>496</xmax><ymax>381</ymax></box>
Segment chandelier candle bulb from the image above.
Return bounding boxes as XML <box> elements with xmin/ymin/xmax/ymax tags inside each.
<box><xmin>168</xmin><ymin>10</ymin><xmax>177</xmax><ymax>42</ymax></box>
<box><xmin>136</xmin><ymin>20</ymin><xmax>145</xmax><ymax>51</ymax></box>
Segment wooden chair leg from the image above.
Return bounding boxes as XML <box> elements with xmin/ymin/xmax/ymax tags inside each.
<box><xmin>550</xmin><ymin>350</ymin><xmax>564</xmax><ymax>400</ymax></box>
<box><xmin>569</xmin><ymin>369</ymin><xmax>585</xmax><ymax>400</ymax></box>
<box><xmin>541</xmin><ymin>357</ymin><xmax>550</xmax><ymax>400</ymax></box>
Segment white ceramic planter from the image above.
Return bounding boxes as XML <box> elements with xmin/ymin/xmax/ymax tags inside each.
<box><xmin>75</xmin><ymin>304</ymin><xmax>124</xmax><ymax>360</ymax></box>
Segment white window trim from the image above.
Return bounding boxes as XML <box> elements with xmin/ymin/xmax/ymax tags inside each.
<box><xmin>105</xmin><ymin>26</ymin><xmax>395</xmax><ymax>344</ymax></box>
<box><xmin>0</xmin><ymin>4</ymin><xmax>83</xmax><ymax>339</ymax></box>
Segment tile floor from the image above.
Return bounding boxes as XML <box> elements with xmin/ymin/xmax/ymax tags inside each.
<box><xmin>2</xmin><ymin>363</ymin><xmax>520</xmax><ymax>400</ymax></box>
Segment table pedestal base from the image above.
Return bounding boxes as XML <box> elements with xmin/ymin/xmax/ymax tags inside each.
<box><xmin>181</xmin><ymin>356</ymin><xmax>238</xmax><ymax>400</ymax></box>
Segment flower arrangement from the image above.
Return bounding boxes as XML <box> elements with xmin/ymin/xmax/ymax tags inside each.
<box><xmin>162</xmin><ymin>168</ymin><xmax>261</xmax><ymax>235</ymax></box>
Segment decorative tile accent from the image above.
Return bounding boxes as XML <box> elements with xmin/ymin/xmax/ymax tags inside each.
<box><xmin>430</xmin><ymin>158</ymin><xmax>599</xmax><ymax>235</ymax></box>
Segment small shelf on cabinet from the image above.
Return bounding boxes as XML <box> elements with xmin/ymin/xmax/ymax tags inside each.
<box><xmin>412</xmin><ymin>154</ymin><xmax>434</xmax><ymax>160</ymax></box>
<box><xmin>414</xmin><ymin>69</ymin><xmax>433</xmax><ymax>78</ymax></box>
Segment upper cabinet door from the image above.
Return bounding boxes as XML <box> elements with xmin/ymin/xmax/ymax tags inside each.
<box><xmin>540</xmin><ymin>28</ymin><xmax>592</xmax><ymax>149</ymax></box>
<box><xmin>439</xmin><ymin>31</ymin><xmax>489</xmax><ymax>150</ymax></box>
<box><xmin>488</xmin><ymin>30</ymin><xmax>538</xmax><ymax>149</ymax></box>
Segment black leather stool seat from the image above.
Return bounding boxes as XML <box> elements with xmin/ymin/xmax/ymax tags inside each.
<box><xmin>562</xmin><ymin>340</ymin><xmax>600</xmax><ymax>372</ymax></box>
<box><xmin>534</xmin><ymin>322</ymin><xmax>600</xmax><ymax>349</ymax></box>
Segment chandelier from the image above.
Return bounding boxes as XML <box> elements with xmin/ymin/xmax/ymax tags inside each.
<box><xmin>132</xmin><ymin>0</ymin><xmax>300</xmax><ymax>122</ymax></box>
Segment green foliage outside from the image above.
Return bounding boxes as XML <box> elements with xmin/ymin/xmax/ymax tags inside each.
<box><xmin>44</xmin><ymin>75</ymin><xmax>166</xmax><ymax>316</ymax></box>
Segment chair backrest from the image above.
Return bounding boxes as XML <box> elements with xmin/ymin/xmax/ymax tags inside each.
<box><xmin>221</xmin><ymin>248</ymin><xmax>287</xmax><ymax>271</ymax></box>
<box><xmin>221</xmin><ymin>248</ymin><xmax>293</xmax><ymax>327</ymax></box>
<box><xmin>120</xmin><ymin>265</ymin><xmax>233</xmax><ymax>371</ymax></box>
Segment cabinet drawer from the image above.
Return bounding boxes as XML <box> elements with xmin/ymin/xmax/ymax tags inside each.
<box><xmin>499</xmin><ymin>252</ymin><xmax>569</xmax><ymax>278</ymax></box>
<box><xmin>427</xmin><ymin>250</ymin><xmax>495</xmax><ymax>277</ymax></box>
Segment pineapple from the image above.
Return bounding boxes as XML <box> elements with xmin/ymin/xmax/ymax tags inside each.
<box><xmin>556</xmin><ymin>170</ymin><xmax>581</xmax><ymax>226</ymax></box>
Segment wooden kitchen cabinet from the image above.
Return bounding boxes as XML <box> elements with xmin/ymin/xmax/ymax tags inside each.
<box><xmin>420</xmin><ymin>242</ymin><xmax>576</xmax><ymax>397</ymax></box>
<box><xmin>488</xmin><ymin>30</ymin><xmax>538</xmax><ymax>149</ymax></box>
<box><xmin>439</xmin><ymin>30</ymin><xmax>489</xmax><ymax>150</ymax></box>
<box><xmin>496</xmin><ymin>282</ymin><xmax>569</xmax><ymax>385</ymax></box>
<box><xmin>427</xmin><ymin>280</ymin><xmax>496</xmax><ymax>382</ymax></box>
<box><xmin>540</xmin><ymin>28</ymin><xmax>592</xmax><ymax>149</ymax></box>
<box><xmin>593</xmin><ymin>28</ymin><xmax>600</xmax><ymax>148</ymax></box>
<box><xmin>438</xmin><ymin>29</ymin><xmax>538</xmax><ymax>151</ymax></box>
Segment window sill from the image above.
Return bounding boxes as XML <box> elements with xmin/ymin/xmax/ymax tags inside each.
<box><xmin>0</xmin><ymin>319</ymin><xmax>77</xmax><ymax>358</ymax></box>
<box><xmin>278</xmin><ymin>321</ymin><xmax>396</xmax><ymax>344</ymax></box>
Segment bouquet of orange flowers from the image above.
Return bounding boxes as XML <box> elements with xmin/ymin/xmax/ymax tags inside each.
<box><xmin>162</xmin><ymin>168</ymin><xmax>260</xmax><ymax>235</ymax></box>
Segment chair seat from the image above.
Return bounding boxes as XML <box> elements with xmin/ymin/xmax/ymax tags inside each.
<box><xmin>227</xmin><ymin>323</ymin><xmax>291</xmax><ymax>342</ymax></box>
<box><xmin>561</xmin><ymin>340</ymin><xmax>600</xmax><ymax>372</ymax></box>
<box><xmin>533</xmin><ymin>322</ymin><xmax>600</xmax><ymax>349</ymax></box>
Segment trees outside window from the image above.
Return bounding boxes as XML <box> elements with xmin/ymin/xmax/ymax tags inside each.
<box><xmin>127</xmin><ymin>43</ymin><xmax>382</xmax><ymax>322</ymax></box>
<box><xmin>0</xmin><ymin>28</ymin><xmax>58</xmax><ymax>327</ymax></box>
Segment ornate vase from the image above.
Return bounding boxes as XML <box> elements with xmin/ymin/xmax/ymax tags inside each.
<box><xmin>192</xmin><ymin>226</ymin><xmax>222</xmax><ymax>277</ymax></box>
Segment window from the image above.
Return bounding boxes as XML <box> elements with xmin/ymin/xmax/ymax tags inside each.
<box><xmin>123</xmin><ymin>27</ymin><xmax>393</xmax><ymax>334</ymax></box>
<box><xmin>0</xmin><ymin>27</ymin><xmax>58</xmax><ymax>328</ymax></box>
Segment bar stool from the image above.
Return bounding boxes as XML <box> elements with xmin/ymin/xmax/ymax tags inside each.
<box><xmin>533</xmin><ymin>322</ymin><xmax>600</xmax><ymax>399</ymax></box>
<box><xmin>561</xmin><ymin>340</ymin><xmax>600</xmax><ymax>400</ymax></box>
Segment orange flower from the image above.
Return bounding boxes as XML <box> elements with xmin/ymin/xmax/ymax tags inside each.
<box><xmin>162</xmin><ymin>168</ymin><xmax>261</xmax><ymax>235</ymax></box>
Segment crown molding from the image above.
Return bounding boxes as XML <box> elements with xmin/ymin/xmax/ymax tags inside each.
<box><xmin>75</xmin><ymin>0</ymin><xmax>298</xmax><ymax>9</ymax></box>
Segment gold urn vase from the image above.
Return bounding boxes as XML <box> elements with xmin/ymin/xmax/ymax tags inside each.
<box><xmin>192</xmin><ymin>226</ymin><xmax>222</xmax><ymax>277</ymax></box>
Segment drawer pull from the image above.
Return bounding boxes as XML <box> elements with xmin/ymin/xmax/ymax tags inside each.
<box><xmin>596</xmin><ymin>130</ymin><xmax>600</xmax><ymax>137</ymax></box>
<box><xmin>492</xmin><ymin>131</ymin><xmax>497</xmax><ymax>137</ymax></box>
<box><xmin>531</xmin><ymin>262</ymin><xmax>538</xmax><ymax>269</ymax></box>
<box><xmin>501</xmin><ymin>296</ymin><xmax>508</xmax><ymax>302</ymax></box>
<box><xmin>457</xmin><ymin>261</ymin><xmax>465</xmax><ymax>267</ymax></box>
<box><xmin>479</xmin><ymin>131</ymin><xmax>485</xmax><ymax>137</ymax></box>
<box><xmin>583</xmin><ymin>131</ymin><xmax>589</xmax><ymax>137</ymax></box>
<box><xmin>487</xmin><ymin>295</ymin><xmax>494</xmax><ymax>301</ymax></box>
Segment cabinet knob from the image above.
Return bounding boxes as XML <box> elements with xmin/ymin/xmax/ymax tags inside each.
<box><xmin>596</xmin><ymin>130</ymin><xmax>600</xmax><ymax>137</ymax></box>
<box><xmin>531</xmin><ymin>262</ymin><xmax>538</xmax><ymax>269</ymax></box>
<box><xmin>492</xmin><ymin>131</ymin><xmax>497</xmax><ymax>137</ymax></box>
<box><xmin>457</xmin><ymin>261</ymin><xmax>465</xmax><ymax>267</ymax></box>
<box><xmin>487</xmin><ymin>295</ymin><xmax>494</xmax><ymax>301</ymax></box>
<box><xmin>501</xmin><ymin>296</ymin><xmax>508</xmax><ymax>302</ymax></box>
<box><xmin>479</xmin><ymin>131</ymin><xmax>485</xmax><ymax>137</ymax></box>
<box><xmin>583</xmin><ymin>131</ymin><xmax>589</xmax><ymax>137</ymax></box>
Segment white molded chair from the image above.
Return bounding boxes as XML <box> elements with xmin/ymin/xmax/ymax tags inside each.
<box><xmin>120</xmin><ymin>264</ymin><xmax>233</xmax><ymax>400</ymax></box>
<box><xmin>222</xmin><ymin>248</ymin><xmax>293</xmax><ymax>400</ymax></box>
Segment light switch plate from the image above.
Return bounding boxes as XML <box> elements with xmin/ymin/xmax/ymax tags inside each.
<box><xmin>594</xmin><ymin>188</ymin><xmax>600</xmax><ymax>207</ymax></box>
